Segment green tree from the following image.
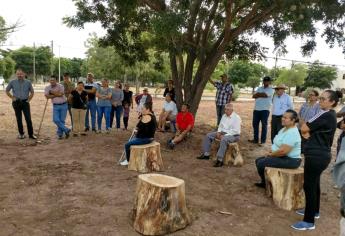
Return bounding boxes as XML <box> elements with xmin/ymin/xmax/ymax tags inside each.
<box><xmin>65</xmin><ymin>1</ymin><xmax>345</xmax><ymax>115</ymax></box>
<box><xmin>70</xmin><ymin>58</ymin><xmax>84</xmax><ymax>79</ymax></box>
<box><xmin>275</xmin><ymin>64</ymin><xmax>307</xmax><ymax>94</ymax></box>
<box><xmin>53</xmin><ymin>57</ymin><xmax>72</xmax><ymax>79</ymax></box>
<box><xmin>303</xmin><ymin>62</ymin><xmax>337</xmax><ymax>89</ymax></box>
<box><xmin>2</xmin><ymin>56</ymin><xmax>15</xmax><ymax>80</ymax></box>
<box><xmin>0</xmin><ymin>16</ymin><xmax>20</xmax><ymax>43</ymax></box>
<box><xmin>10</xmin><ymin>46</ymin><xmax>53</xmax><ymax>77</ymax></box>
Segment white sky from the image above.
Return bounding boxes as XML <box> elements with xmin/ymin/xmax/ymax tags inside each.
<box><xmin>1</xmin><ymin>0</ymin><xmax>345</xmax><ymax>70</ymax></box>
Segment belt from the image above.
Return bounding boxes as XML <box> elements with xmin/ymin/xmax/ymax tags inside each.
<box><xmin>53</xmin><ymin>102</ymin><xmax>67</xmax><ymax>105</ymax></box>
<box><xmin>272</xmin><ymin>115</ymin><xmax>283</xmax><ymax>117</ymax></box>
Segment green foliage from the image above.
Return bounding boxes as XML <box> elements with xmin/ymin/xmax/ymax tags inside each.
<box><xmin>275</xmin><ymin>64</ymin><xmax>307</xmax><ymax>88</ymax></box>
<box><xmin>0</xmin><ymin>16</ymin><xmax>7</xmax><ymax>43</ymax></box>
<box><xmin>10</xmin><ymin>46</ymin><xmax>53</xmax><ymax>75</ymax></box>
<box><xmin>228</xmin><ymin>60</ymin><xmax>267</xmax><ymax>89</ymax></box>
<box><xmin>303</xmin><ymin>62</ymin><xmax>338</xmax><ymax>89</ymax></box>
<box><xmin>2</xmin><ymin>56</ymin><xmax>15</xmax><ymax>80</ymax></box>
<box><xmin>231</xmin><ymin>86</ymin><xmax>240</xmax><ymax>101</ymax></box>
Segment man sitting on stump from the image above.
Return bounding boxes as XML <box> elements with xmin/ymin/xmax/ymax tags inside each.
<box><xmin>167</xmin><ymin>103</ymin><xmax>194</xmax><ymax>149</ymax></box>
<box><xmin>197</xmin><ymin>103</ymin><xmax>241</xmax><ymax>167</ymax></box>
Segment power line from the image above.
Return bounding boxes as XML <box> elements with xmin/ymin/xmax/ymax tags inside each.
<box><xmin>265</xmin><ymin>55</ymin><xmax>345</xmax><ymax>68</ymax></box>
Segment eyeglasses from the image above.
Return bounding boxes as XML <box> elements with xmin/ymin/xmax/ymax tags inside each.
<box><xmin>308</xmin><ymin>94</ymin><xmax>316</xmax><ymax>97</ymax></box>
<box><xmin>319</xmin><ymin>97</ymin><xmax>327</xmax><ymax>101</ymax></box>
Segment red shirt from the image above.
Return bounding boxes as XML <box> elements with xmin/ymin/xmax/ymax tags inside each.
<box><xmin>176</xmin><ymin>112</ymin><xmax>194</xmax><ymax>131</ymax></box>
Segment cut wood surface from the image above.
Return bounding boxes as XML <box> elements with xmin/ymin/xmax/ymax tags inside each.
<box><xmin>211</xmin><ymin>139</ymin><xmax>244</xmax><ymax>167</ymax></box>
<box><xmin>128</xmin><ymin>141</ymin><xmax>164</xmax><ymax>173</ymax></box>
<box><xmin>265</xmin><ymin>167</ymin><xmax>305</xmax><ymax>211</ymax></box>
<box><xmin>132</xmin><ymin>174</ymin><xmax>191</xmax><ymax>235</ymax></box>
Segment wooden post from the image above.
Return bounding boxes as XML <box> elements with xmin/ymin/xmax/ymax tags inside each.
<box><xmin>132</xmin><ymin>174</ymin><xmax>191</xmax><ymax>235</ymax></box>
<box><xmin>211</xmin><ymin>139</ymin><xmax>243</xmax><ymax>167</ymax></box>
<box><xmin>128</xmin><ymin>141</ymin><xmax>164</xmax><ymax>173</ymax></box>
<box><xmin>265</xmin><ymin>167</ymin><xmax>305</xmax><ymax>210</ymax></box>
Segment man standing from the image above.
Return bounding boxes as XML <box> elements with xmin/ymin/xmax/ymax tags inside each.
<box><xmin>45</xmin><ymin>75</ymin><xmax>71</xmax><ymax>139</ymax></box>
<box><xmin>197</xmin><ymin>103</ymin><xmax>241</xmax><ymax>167</ymax></box>
<box><xmin>209</xmin><ymin>74</ymin><xmax>234</xmax><ymax>126</ymax></box>
<box><xmin>167</xmin><ymin>103</ymin><xmax>194</xmax><ymax>149</ymax></box>
<box><xmin>271</xmin><ymin>84</ymin><xmax>293</xmax><ymax>143</ymax></box>
<box><xmin>249</xmin><ymin>76</ymin><xmax>274</xmax><ymax>144</ymax></box>
<box><xmin>84</xmin><ymin>73</ymin><xmax>98</xmax><ymax>132</ymax></box>
<box><xmin>61</xmin><ymin>72</ymin><xmax>75</xmax><ymax>126</ymax></box>
<box><xmin>6</xmin><ymin>69</ymin><xmax>36</xmax><ymax>139</ymax></box>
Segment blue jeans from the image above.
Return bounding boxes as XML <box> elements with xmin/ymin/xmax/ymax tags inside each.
<box><xmin>216</xmin><ymin>105</ymin><xmax>225</xmax><ymax>126</ymax></box>
<box><xmin>125</xmin><ymin>137</ymin><xmax>153</xmax><ymax>161</ymax></box>
<box><xmin>97</xmin><ymin>106</ymin><xmax>111</xmax><ymax>130</ymax></box>
<box><xmin>252</xmin><ymin>110</ymin><xmax>270</xmax><ymax>143</ymax></box>
<box><xmin>85</xmin><ymin>99</ymin><xmax>97</xmax><ymax>130</ymax></box>
<box><xmin>255</xmin><ymin>156</ymin><xmax>301</xmax><ymax>184</ymax></box>
<box><xmin>53</xmin><ymin>103</ymin><xmax>70</xmax><ymax>137</ymax></box>
<box><xmin>110</xmin><ymin>105</ymin><xmax>123</xmax><ymax>128</ymax></box>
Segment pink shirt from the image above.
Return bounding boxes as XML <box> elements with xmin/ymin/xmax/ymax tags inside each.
<box><xmin>44</xmin><ymin>84</ymin><xmax>66</xmax><ymax>104</ymax></box>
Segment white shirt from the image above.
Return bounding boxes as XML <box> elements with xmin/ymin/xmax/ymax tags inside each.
<box><xmin>163</xmin><ymin>101</ymin><xmax>178</xmax><ymax>115</ymax></box>
<box><xmin>217</xmin><ymin>112</ymin><xmax>241</xmax><ymax>136</ymax></box>
<box><xmin>272</xmin><ymin>93</ymin><xmax>293</xmax><ymax>116</ymax></box>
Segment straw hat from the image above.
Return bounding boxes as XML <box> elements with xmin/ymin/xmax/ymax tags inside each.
<box><xmin>274</xmin><ymin>84</ymin><xmax>287</xmax><ymax>90</ymax></box>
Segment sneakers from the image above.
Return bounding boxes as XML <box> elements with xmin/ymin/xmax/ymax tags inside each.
<box><xmin>197</xmin><ymin>154</ymin><xmax>210</xmax><ymax>160</ymax></box>
<box><xmin>85</xmin><ymin>127</ymin><xmax>89</xmax><ymax>132</ymax></box>
<box><xmin>17</xmin><ymin>134</ymin><xmax>25</xmax><ymax>139</ymax></box>
<box><xmin>29</xmin><ymin>134</ymin><xmax>37</xmax><ymax>140</ymax></box>
<box><xmin>254</xmin><ymin>182</ymin><xmax>266</xmax><ymax>189</ymax></box>
<box><xmin>213</xmin><ymin>160</ymin><xmax>223</xmax><ymax>167</ymax></box>
<box><xmin>120</xmin><ymin>160</ymin><xmax>129</xmax><ymax>166</ymax></box>
<box><xmin>291</xmin><ymin>221</ymin><xmax>315</xmax><ymax>231</ymax></box>
<box><xmin>65</xmin><ymin>129</ymin><xmax>71</xmax><ymax>139</ymax></box>
<box><xmin>295</xmin><ymin>209</ymin><xmax>320</xmax><ymax>219</ymax></box>
<box><xmin>167</xmin><ymin>139</ymin><xmax>175</xmax><ymax>150</ymax></box>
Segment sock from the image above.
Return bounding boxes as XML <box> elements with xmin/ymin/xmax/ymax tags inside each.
<box><xmin>171</xmin><ymin>140</ymin><xmax>175</xmax><ymax>144</ymax></box>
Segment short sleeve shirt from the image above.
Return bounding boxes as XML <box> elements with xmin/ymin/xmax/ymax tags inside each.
<box><xmin>85</xmin><ymin>82</ymin><xmax>98</xmax><ymax>100</ymax></box>
<box><xmin>176</xmin><ymin>112</ymin><xmax>194</xmax><ymax>131</ymax></box>
<box><xmin>163</xmin><ymin>101</ymin><xmax>178</xmax><ymax>116</ymax></box>
<box><xmin>254</xmin><ymin>86</ymin><xmax>274</xmax><ymax>111</ymax></box>
<box><xmin>215</xmin><ymin>82</ymin><xmax>233</xmax><ymax>106</ymax></box>
<box><xmin>272</xmin><ymin>93</ymin><xmax>293</xmax><ymax>116</ymax></box>
<box><xmin>272</xmin><ymin>127</ymin><xmax>301</xmax><ymax>158</ymax></box>
<box><xmin>70</xmin><ymin>90</ymin><xmax>88</xmax><ymax>109</ymax></box>
<box><xmin>97</xmin><ymin>87</ymin><xmax>112</xmax><ymax>107</ymax></box>
<box><xmin>6</xmin><ymin>79</ymin><xmax>34</xmax><ymax>100</ymax></box>
<box><xmin>44</xmin><ymin>84</ymin><xmax>66</xmax><ymax>104</ymax></box>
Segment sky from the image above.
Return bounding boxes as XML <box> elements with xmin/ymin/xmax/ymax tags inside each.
<box><xmin>1</xmin><ymin>0</ymin><xmax>345</xmax><ymax>70</ymax></box>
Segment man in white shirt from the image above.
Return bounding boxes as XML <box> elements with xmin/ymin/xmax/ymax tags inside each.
<box><xmin>271</xmin><ymin>84</ymin><xmax>293</xmax><ymax>143</ymax></box>
<box><xmin>197</xmin><ymin>103</ymin><xmax>241</xmax><ymax>167</ymax></box>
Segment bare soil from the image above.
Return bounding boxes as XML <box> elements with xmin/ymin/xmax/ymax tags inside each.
<box><xmin>0</xmin><ymin>91</ymin><xmax>341</xmax><ymax>236</ymax></box>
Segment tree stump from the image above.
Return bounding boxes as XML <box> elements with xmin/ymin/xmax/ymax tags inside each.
<box><xmin>265</xmin><ymin>167</ymin><xmax>305</xmax><ymax>210</ymax></box>
<box><xmin>128</xmin><ymin>141</ymin><xmax>164</xmax><ymax>173</ymax></box>
<box><xmin>211</xmin><ymin>139</ymin><xmax>243</xmax><ymax>167</ymax></box>
<box><xmin>132</xmin><ymin>174</ymin><xmax>191</xmax><ymax>235</ymax></box>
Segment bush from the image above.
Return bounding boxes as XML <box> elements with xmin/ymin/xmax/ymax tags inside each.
<box><xmin>232</xmin><ymin>86</ymin><xmax>240</xmax><ymax>101</ymax></box>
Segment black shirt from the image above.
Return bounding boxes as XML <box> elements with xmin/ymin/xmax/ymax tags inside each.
<box><xmin>304</xmin><ymin>110</ymin><xmax>337</xmax><ymax>152</ymax></box>
<box><xmin>123</xmin><ymin>90</ymin><xmax>133</xmax><ymax>105</ymax></box>
<box><xmin>163</xmin><ymin>87</ymin><xmax>176</xmax><ymax>102</ymax></box>
<box><xmin>136</xmin><ymin>114</ymin><xmax>157</xmax><ymax>139</ymax></box>
<box><xmin>71</xmin><ymin>90</ymin><xmax>88</xmax><ymax>109</ymax></box>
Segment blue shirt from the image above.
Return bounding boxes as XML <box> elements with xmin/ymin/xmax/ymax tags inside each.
<box><xmin>299</xmin><ymin>102</ymin><xmax>321</xmax><ymax>123</ymax></box>
<box><xmin>97</xmin><ymin>87</ymin><xmax>112</xmax><ymax>107</ymax></box>
<box><xmin>272</xmin><ymin>127</ymin><xmax>301</xmax><ymax>158</ymax></box>
<box><xmin>272</xmin><ymin>93</ymin><xmax>293</xmax><ymax>116</ymax></box>
<box><xmin>6</xmin><ymin>79</ymin><xmax>34</xmax><ymax>100</ymax></box>
<box><xmin>254</xmin><ymin>86</ymin><xmax>274</xmax><ymax>111</ymax></box>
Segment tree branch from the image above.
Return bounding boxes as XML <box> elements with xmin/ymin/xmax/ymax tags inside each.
<box><xmin>138</xmin><ymin>0</ymin><xmax>166</xmax><ymax>11</ymax></box>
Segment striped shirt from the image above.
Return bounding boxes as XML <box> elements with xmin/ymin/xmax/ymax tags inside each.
<box><xmin>299</xmin><ymin>102</ymin><xmax>321</xmax><ymax>123</ymax></box>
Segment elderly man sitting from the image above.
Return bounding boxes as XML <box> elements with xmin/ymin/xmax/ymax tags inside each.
<box><xmin>197</xmin><ymin>103</ymin><xmax>241</xmax><ymax>167</ymax></box>
<box><xmin>167</xmin><ymin>103</ymin><xmax>194</xmax><ymax>149</ymax></box>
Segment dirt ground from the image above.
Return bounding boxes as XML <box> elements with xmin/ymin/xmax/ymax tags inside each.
<box><xmin>0</xmin><ymin>91</ymin><xmax>342</xmax><ymax>236</ymax></box>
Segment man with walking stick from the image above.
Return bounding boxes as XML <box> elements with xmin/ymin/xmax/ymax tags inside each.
<box><xmin>6</xmin><ymin>68</ymin><xmax>37</xmax><ymax>139</ymax></box>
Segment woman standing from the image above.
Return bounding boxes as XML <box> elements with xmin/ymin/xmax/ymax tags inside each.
<box><xmin>292</xmin><ymin>90</ymin><xmax>338</xmax><ymax>231</ymax></box>
<box><xmin>110</xmin><ymin>80</ymin><xmax>124</xmax><ymax>130</ymax></box>
<box><xmin>163</xmin><ymin>79</ymin><xmax>176</xmax><ymax>102</ymax></box>
<box><xmin>69</xmin><ymin>82</ymin><xmax>88</xmax><ymax>136</ymax></box>
<box><xmin>96</xmin><ymin>79</ymin><xmax>112</xmax><ymax>133</ymax></box>
<box><xmin>120</xmin><ymin>102</ymin><xmax>157</xmax><ymax>166</ymax></box>
<box><xmin>298</xmin><ymin>90</ymin><xmax>321</xmax><ymax>127</ymax></box>
<box><xmin>122</xmin><ymin>84</ymin><xmax>134</xmax><ymax>129</ymax></box>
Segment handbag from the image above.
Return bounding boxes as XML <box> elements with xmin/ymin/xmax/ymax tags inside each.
<box><xmin>79</xmin><ymin>95</ymin><xmax>87</xmax><ymax>109</ymax></box>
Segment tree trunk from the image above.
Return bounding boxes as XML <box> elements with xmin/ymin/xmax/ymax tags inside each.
<box><xmin>132</xmin><ymin>174</ymin><xmax>191</xmax><ymax>235</ymax></box>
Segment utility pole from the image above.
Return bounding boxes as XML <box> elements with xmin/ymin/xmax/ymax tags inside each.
<box><xmin>273</xmin><ymin>54</ymin><xmax>278</xmax><ymax>79</ymax></box>
<box><xmin>50</xmin><ymin>40</ymin><xmax>54</xmax><ymax>75</ymax></box>
<box><xmin>33</xmin><ymin>42</ymin><xmax>36</xmax><ymax>83</ymax></box>
<box><xmin>58</xmin><ymin>45</ymin><xmax>61</xmax><ymax>83</ymax></box>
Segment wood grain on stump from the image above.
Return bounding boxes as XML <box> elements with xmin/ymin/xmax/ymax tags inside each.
<box><xmin>211</xmin><ymin>139</ymin><xmax>243</xmax><ymax>167</ymax></box>
<box><xmin>265</xmin><ymin>167</ymin><xmax>305</xmax><ymax>210</ymax></box>
<box><xmin>132</xmin><ymin>174</ymin><xmax>191</xmax><ymax>235</ymax></box>
<box><xmin>128</xmin><ymin>141</ymin><xmax>164</xmax><ymax>173</ymax></box>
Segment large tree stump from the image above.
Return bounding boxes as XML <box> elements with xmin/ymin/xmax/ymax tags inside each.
<box><xmin>132</xmin><ymin>174</ymin><xmax>191</xmax><ymax>235</ymax></box>
<box><xmin>128</xmin><ymin>141</ymin><xmax>164</xmax><ymax>173</ymax></box>
<box><xmin>265</xmin><ymin>167</ymin><xmax>305</xmax><ymax>210</ymax></box>
<box><xmin>211</xmin><ymin>139</ymin><xmax>244</xmax><ymax>167</ymax></box>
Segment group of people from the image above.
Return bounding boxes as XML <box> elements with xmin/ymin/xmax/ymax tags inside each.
<box><xmin>5</xmin><ymin>68</ymin><xmax>345</xmax><ymax>232</ymax></box>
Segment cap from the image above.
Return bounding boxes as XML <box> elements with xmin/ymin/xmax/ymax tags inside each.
<box><xmin>263</xmin><ymin>76</ymin><xmax>272</xmax><ymax>82</ymax></box>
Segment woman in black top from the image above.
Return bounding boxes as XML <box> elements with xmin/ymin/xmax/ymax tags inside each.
<box><xmin>120</xmin><ymin>102</ymin><xmax>157</xmax><ymax>166</ymax></box>
<box><xmin>292</xmin><ymin>90</ymin><xmax>338</xmax><ymax>231</ymax></box>
<box><xmin>68</xmin><ymin>81</ymin><xmax>88</xmax><ymax>136</ymax></box>
<box><xmin>163</xmin><ymin>79</ymin><xmax>175</xmax><ymax>102</ymax></box>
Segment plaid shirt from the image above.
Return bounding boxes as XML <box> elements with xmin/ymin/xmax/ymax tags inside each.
<box><xmin>215</xmin><ymin>81</ymin><xmax>233</xmax><ymax>106</ymax></box>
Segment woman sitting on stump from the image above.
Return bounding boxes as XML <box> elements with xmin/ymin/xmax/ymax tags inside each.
<box><xmin>254</xmin><ymin>109</ymin><xmax>301</xmax><ymax>188</ymax></box>
<box><xmin>120</xmin><ymin>102</ymin><xmax>157</xmax><ymax>166</ymax></box>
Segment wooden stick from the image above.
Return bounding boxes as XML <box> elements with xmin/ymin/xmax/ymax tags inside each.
<box><xmin>37</xmin><ymin>99</ymin><xmax>49</xmax><ymax>139</ymax></box>
<box><xmin>218</xmin><ymin>211</ymin><xmax>232</xmax><ymax>215</ymax></box>
<box><xmin>118</xmin><ymin>129</ymin><xmax>136</xmax><ymax>164</ymax></box>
